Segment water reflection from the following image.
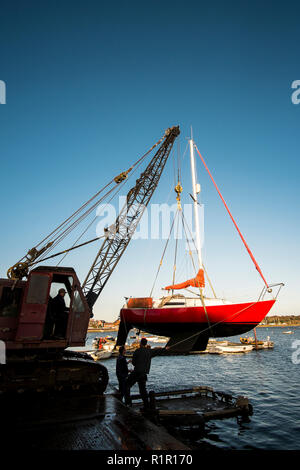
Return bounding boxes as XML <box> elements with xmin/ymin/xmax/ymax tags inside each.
<box><xmin>89</xmin><ymin>326</ymin><xmax>300</xmax><ymax>449</ymax></box>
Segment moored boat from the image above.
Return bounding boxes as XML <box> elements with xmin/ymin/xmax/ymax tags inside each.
<box><xmin>208</xmin><ymin>343</ymin><xmax>253</xmax><ymax>354</ymax></box>
<box><xmin>240</xmin><ymin>336</ymin><xmax>274</xmax><ymax>349</ymax></box>
<box><xmin>89</xmin><ymin>336</ymin><xmax>115</xmax><ymax>360</ymax></box>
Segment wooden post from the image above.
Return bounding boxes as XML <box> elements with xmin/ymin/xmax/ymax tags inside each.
<box><xmin>254</xmin><ymin>328</ymin><xmax>258</xmax><ymax>349</ymax></box>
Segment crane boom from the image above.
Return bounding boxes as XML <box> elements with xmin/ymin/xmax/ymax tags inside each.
<box><xmin>82</xmin><ymin>126</ymin><xmax>180</xmax><ymax>309</ymax></box>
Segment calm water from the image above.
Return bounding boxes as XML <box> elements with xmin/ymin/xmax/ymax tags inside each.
<box><xmin>86</xmin><ymin>327</ymin><xmax>300</xmax><ymax>450</ymax></box>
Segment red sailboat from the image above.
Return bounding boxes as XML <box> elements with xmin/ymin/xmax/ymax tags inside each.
<box><xmin>117</xmin><ymin>136</ymin><xmax>283</xmax><ymax>352</ymax></box>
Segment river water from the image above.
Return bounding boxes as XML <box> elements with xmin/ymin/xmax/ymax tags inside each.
<box><xmin>86</xmin><ymin>327</ymin><xmax>300</xmax><ymax>450</ymax></box>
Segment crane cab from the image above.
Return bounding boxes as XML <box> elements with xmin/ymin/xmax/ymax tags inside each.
<box><xmin>0</xmin><ymin>266</ymin><xmax>91</xmax><ymax>351</ymax></box>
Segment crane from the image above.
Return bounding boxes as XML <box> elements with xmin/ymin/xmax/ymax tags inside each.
<box><xmin>0</xmin><ymin>126</ymin><xmax>180</xmax><ymax>394</ymax></box>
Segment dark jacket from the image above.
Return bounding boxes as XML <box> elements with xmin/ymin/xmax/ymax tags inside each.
<box><xmin>116</xmin><ymin>354</ymin><xmax>128</xmax><ymax>379</ymax></box>
<box><xmin>51</xmin><ymin>294</ymin><xmax>67</xmax><ymax>315</ymax></box>
<box><xmin>132</xmin><ymin>346</ymin><xmax>162</xmax><ymax>375</ymax></box>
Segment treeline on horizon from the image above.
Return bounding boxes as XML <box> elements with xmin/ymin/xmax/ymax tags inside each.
<box><xmin>263</xmin><ymin>315</ymin><xmax>300</xmax><ymax>324</ymax></box>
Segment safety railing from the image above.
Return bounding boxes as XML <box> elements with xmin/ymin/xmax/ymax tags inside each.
<box><xmin>257</xmin><ymin>282</ymin><xmax>284</xmax><ymax>302</ymax></box>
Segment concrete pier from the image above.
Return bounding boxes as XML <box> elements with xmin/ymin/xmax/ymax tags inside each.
<box><xmin>1</xmin><ymin>389</ymin><xmax>189</xmax><ymax>450</ymax></box>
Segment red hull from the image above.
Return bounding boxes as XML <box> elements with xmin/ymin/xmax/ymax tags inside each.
<box><xmin>122</xmin><ymin>299</ymin><xmax>275</xmax><ymax>327</ymax></box>
<box><xmin>118</xmin><ymin>299</ymin><xmax>276</xmax><ymax>352</ymax></box>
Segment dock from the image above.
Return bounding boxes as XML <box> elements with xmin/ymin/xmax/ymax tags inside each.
<box><xmin>131</xmin><ymin>386</ymin><xmax>252</xmax><ymax>427</ymax></box>
<box><xmin>1</xmin><ymin>388</ymin><xmax>189</xmax><ymax>451</ymax></box>
<box><xmin>1</xmin><ymin>383</ymin><xmax>253</xmax><ymax>451</ymax></box>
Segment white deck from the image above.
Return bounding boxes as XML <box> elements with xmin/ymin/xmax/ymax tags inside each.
<box><xmin>123</xmin><ymin>296</ymin><xmax>233</xmax><ymax>309</ymax></box>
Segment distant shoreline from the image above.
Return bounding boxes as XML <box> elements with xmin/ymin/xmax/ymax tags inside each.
<box><xmin>258</xmin><ymin>323</ymin><xmax>300</xmax><ymax>328</ymax></box>
<box><xmin>88</xmin><ymin>328</ymin><xmax>118</xmax><ymax>333</ymax></box>
<box><xmin>88</xmin><ymin>324</ymin><xmax>300</xmax><ymax>333</ymax></box>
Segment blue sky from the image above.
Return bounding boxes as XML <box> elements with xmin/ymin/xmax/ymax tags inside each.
<box><xmin>0</xmin><ymin>1</ymin><xmax>299</xmax><ymax>320</ymax></box>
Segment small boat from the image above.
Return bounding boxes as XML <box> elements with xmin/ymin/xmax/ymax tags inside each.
<box><xmin>89</xmin><ymin>348</ymin><xmax>114</xmax><ymax>361</ymax></box>
<box><xmin>240</xmin><ymin>337</ymin><xmax>274</xmax><ymax>349</ymax></box>
<box><xmin>240</xmin><ymin>328</ymin><xmax>274</xmax><ymax>349</ymax></box>
<box><xmin>90</xmin><ymin>336</ymin><xmax>115</xmax><ymax>360</ymax></box>
<box><xmin>126</xmin><ymin>339</ymin><xmax>140</xmax><ymax>351</ymax></box>
<box><xmin>144</xmin><ymin>335</ymin><xmax>168</xmax><ymax>343</ymax></box>
<box><xmin>282</xmin><ymin>330</ymin><xmax>294</xmax><ymax>334</ymax></box>
<box><xmin>207</xmin><ymin>343</ymin><xmax>253</xmax><ymax>354</ymax></box>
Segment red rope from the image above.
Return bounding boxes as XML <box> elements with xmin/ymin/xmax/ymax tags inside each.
<box><xmin>194</xmin><ymin>144</ymin><xmax>269</xmax><ymax>288</ymax></box>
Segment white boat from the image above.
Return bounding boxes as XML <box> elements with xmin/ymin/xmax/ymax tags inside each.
<box><xmin>240</xmin><ymin>334</ymin><xmax>274</xmax><ymax>349</ymax></box>
<box><xmin>90</xmin><ymin>336</ymin><xmax>115</xmax><ymax>360</ymax></box>
<box><xmin>207</xmin><ymin>343</ymin><xmax>253</xmax><ymax>354</ymax></box>
<box><xmin>255</xmin><ymin>340</ymin><xmax>274</xmax><ymax>349</ymax></box>
<box><xmin>282</xmin><ymin>330</ymin><xmax>294</xmax><ymax>334</ymax></box>
<box><xmin>145</xmin><ymin>336</ymin><xmax>168</xmax><ymax>343</ymax></box>
<box><xmin>89</xmin><ymin>343</ymin><xmax>115</xmax><ymax>361</ymax></box>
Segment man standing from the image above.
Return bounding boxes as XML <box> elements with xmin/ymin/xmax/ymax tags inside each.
<box><xmin>116</xmin><ymin>345</ymin><xmax>129</xmax><ymax>402</ymax></box>
<box><xmin>125</xmin><ymin>337</ymin><xmax>166</xmax><ymax>410</ymax></box>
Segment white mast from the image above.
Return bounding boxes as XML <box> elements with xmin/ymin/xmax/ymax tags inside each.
<box><xmin>189</xmin><ymin>137</ymin><xmax>203</xmax><ymax>270</ymax></box>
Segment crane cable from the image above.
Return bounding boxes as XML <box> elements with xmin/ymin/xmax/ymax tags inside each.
<box><xmin>27</xmin><ymin>235</ymin><xmax>106</xmax><ymax>265</ymax></box>
<box><xmin>56</xmin><ymin>154</ymin><xmax>149</xmax><ymax>266</ymax></box>
<box><xmin>38</xmin><ymin>136</ymin><xmax>163</xmax><ymax>255</ymax></box>
<box><xmin>56</xmin><ymin>132</ymin><xmax>173</xmax><ymax>267</ymax></box>
<box><xmin>9</xmin><ymin>131</ymin><xmax>167</xmax><ymax>279</ymax></box>
<box><xmin>149</xmin><ymin>210</ymin><xmax>179</xmax><ymax>298</ymax></box>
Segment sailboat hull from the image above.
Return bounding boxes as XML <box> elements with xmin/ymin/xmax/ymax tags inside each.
<box><xmin>118</xmin><ymin>299</ymin><xmax>275</xmax><ymax>352</ymax></box>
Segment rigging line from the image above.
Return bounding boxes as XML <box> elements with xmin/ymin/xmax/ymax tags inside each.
<box><xmin>44</xmin><ymin>148</ymin><xmax>149</xmax><ymax>252</ymax></box>
<box><xmin>55</xmin><ymin>153</ymin><xmax>150</xmax><ymax>266</ymax></box>
<box><xmin>177</xmin><ymin>138</ymin><xmax>181</xmax><ymax>182</ymax></box>
<box><xmin>180</xmin><ymin>210</ymin><xmax>198</xmax><ymax>277</ymax></box>
<box><xmin>81</xmin><ymin>136</ymin><xmax>181</xmax><ymax>292</ymax></box>
<box><xmin>202</xmin><ymin>264</ymin><xmax>217</xmax><ymax>299</ymax></box>
<box><xmin>172</xmin><ymin>208</ymin><xmax>181</xmax><ymax>291</ymax></box>
<box><xmin>18</xmin><ymin>181</ymin><xmax>122</xmax><ymax>267</ymax></box>
<box><xmin>172</xmin><ymin>147</ymin><xmax>176</xmax><ymax>187</ymax></box>
<box><xmin>43</xmin><ymin>144</ymin><xmax>154</xmax><ymax>263</ymax></box>
<box><xmin>24</xmin><ymin>133</ymin><xmax>164</xmax><ymax>262</ymax></box>
<box><xmin>181</xmin><ymin>141</ymin><xmax>189</xmax><ymax>162</ymax></box>
<box><xmin>43</xmin><ymin>183</ymin><xmax>120</xmax><ymax>253</ymax></box>
<box><xmin>56</xmin><ymin>214</ymin><xmax>99</xmax><ymax>267</ymax></box>
<box><xmin>34</xmin><ymin>179</ymin><xmax>116</xmax><ymax>251</ymax></box>
<box><xmin>28</xmin><ymin>235</ymin><xmax>106</xmax><ymax>266</ymax></box>
<box><xmin>149</xmin><ymin>210</ymin><xmax>179</xmax><ymax>298</ymax></box>
<box><xmin>180</xmin><ymin>210</ymin><xmax>214</xmax><ymax>337</ymax></box>
<box><xmin>180</xmin><ymin>208</ymin><xmax>218</xmax><ymax>299</ymax></box>
<box><xmin>194</xmin><ymin>144</ymin><xmax>269</xmax><ymax>289</ymax></box>
<box><xmin>12</xmin><ymin>180</ymin><xmax>115</xmax><ymax>268</ymax></box>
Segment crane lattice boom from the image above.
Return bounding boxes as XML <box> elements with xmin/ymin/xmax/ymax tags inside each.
<box><xmin>82</xmin><ymin>126</ymin><xmax>180</xmax><ymax>309</ymax></box>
